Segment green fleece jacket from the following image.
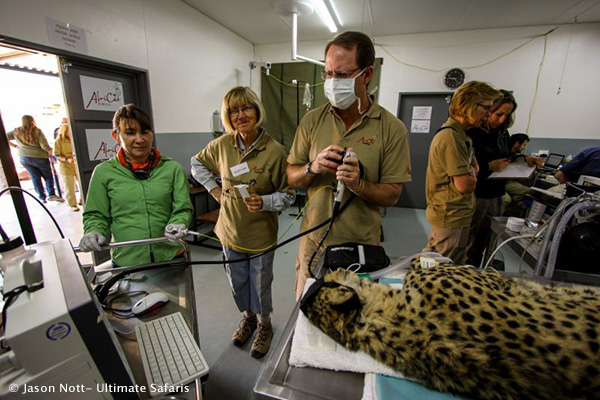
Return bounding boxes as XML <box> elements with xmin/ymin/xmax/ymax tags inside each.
<box><xmin>83</xmin><ymin>156</ymin><xmax>193</xmax><ymax>267</ymax></box>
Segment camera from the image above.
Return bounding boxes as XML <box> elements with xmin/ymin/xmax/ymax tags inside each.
<box><xmin>331</xmin><ymin>149</ymin><xmax>355</xmax><ymax>165</ymax></box>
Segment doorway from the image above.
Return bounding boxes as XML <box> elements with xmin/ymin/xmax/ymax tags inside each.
<box><xmin>0</xmin><ymin>37</ymin><xmax>151</xmax><ymax>264</ymax></box>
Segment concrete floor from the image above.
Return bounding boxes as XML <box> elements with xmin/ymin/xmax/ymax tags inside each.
<box><xmin>2</xmin><ymin>190</ymin><xmax>532</xmax><ymax>399</ymax></box>
<box><xmin>190</xmin><ymin>207</ymin><xmax>432</xmax><ymax>400</ymax></box>
<box><xmin>0</xmin><ymin>180</ymin><xmax>91</xmax><ymax>265</ymax></box>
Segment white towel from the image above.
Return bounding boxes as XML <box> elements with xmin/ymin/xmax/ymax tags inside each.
<box><xmin>362</xmin><ymin>374</ymin><xmax>378</xmax><ymax>400</ymax></box>
<box><xmin>289</xmin><ymin>279</ymin><xmax>405</xmax><ymax>379</ymax></box>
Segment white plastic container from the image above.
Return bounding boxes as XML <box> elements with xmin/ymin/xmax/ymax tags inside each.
<box><xmin>0</xmin><ymin>237</ymin><xmax>36</xmax><ymax>275</ymax></box>
<box><xmin>527</xmin><ymin>200</ymin><xmax>547</xmax><ymax>223</ymax></box>
<box><xmin>506</xmin><ymin>217</ymin><xmax>525</xmax><ymax>233</ymax></box>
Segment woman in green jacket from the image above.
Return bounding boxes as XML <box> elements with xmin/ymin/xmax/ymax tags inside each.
<box><xmin>79</xmin><ymin>104</ymin><xmax>193</xmax><ymax>267</ymax></box>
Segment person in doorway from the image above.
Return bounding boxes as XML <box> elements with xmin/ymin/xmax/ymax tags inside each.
<box><xmin>423</xmin><ymin>81</ymin><xmax>500</xmax><ymax>263</ymax></box>
<box><xmin>6</xmin><ymin>115</ymin><xmax>64</xmax><ymax>203</ymax></box>
<box><xmin>53</xmin><ymin>124</ymin><xmax>79</xmax><ymax>211</ymax></box>
<box><xmin>191</xmin><ymin>86</ymin><xmax>294</xmax><ymax>358</ymax></box>
<box><xmin>54</xmin><ymin>117</ymin><xmax>68</xmax><ymax>140</ymax></box>
<box><xmin>79</xmin><ymin>104</ymin><xmax>192</xmax><ymax>267</ymax></box>
<box><xmin>286</xmin><ymin>31</ymin><xmax>411</xmax><ymax>299</ymax></box>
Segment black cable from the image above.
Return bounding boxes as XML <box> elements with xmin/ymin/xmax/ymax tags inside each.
<box><xmin>95</xmin><ymin>195</ymin><xmax>355</xmax><ymax>303</ymax></box>
<box><xmin>307</xmin><ymin>200</ymin><xmax>350</xmax><ymax>279</ymax></box>
<box><xmin>0</xmin><ymin>284</ymin><xmax>29</xmax><ymax>332</ymax></box>
<box><xmin>0</xmin><ymin>224</ymin><xmax>9</xmax><ymax>242</ymax></box>
<box><xmin>105</xmin><ymin>290</ymin><xmax>148</xmax><ymax>319</ymax></box>
<box><xmin>0</xmin><ymin>186</ymin><xmax>65</xmax><ymax>239</ymax></box>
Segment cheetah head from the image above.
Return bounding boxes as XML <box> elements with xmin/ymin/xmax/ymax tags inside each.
<box><xmin>300</xmin><ymin>271</ymin><xmax>363</xmax><ymax>347</ymax></box>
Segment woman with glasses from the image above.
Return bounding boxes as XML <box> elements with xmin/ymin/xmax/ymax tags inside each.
<box><xmin>464</xmin><ymin>90</ymin><xmax>537</xmax><ymax>267</ymax></box>
<box><xmin>191</xmin><ymin>86</ymin><xmax>294</xmax><ymax>359</ymax></box>
<box><xmin>424</xmin><ymin>81</ymin><xmax>500</xmax><ymax>264</ymax></box>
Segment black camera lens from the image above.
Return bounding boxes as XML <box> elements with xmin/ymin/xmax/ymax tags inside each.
<box><xmin>332</xmin><ymin>150</ymin><xmax>346</xmax><ymax>165</ymax></box>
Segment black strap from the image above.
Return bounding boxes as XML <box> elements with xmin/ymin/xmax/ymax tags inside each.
<box><xmin>435</xmin><ymin>125</ymin><xmax>457</xmax><ymax>135</ymax></box>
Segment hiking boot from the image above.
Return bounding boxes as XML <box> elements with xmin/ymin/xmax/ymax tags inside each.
<box><xmin>71</xmin><ymin>205</ymin><xmax>80</xmax><ymax>212</ymax></box>
<box><xmin>48</xmin><ymin>195</ymin><xmax>64</xmax><ymax>202</ymax></box>
<box><xmin>232</xmin><ymin>315</ymin><xmax>257</xmax><ymax>347</ymax></box>
<box><xmin>250</xmin><ymin>321</ymin><xmax>273</xmax><ymax>359</ymax></box>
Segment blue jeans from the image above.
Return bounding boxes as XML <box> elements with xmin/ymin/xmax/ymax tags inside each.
<box><xmin>222</xmin><ymin>247</ymin><xmax>274</xmax><ymax>315</ymax></box>
<box><xmin>20</xmin><ymin>156</ymin><xmax>56</xmax><ymax>200</ymax></box>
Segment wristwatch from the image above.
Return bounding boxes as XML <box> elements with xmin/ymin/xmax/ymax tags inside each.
<box><xmin>304</xmin><ymin>161</ymin><xmax>315</xmax><ymax>176</ymax></box>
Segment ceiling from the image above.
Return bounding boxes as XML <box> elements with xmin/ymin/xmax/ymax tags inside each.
<box><xmin>182</xmin><ymin>0</ymin><xmax>600</xmax><ymax>45</ymax></box>
<box><xmin>0</xmin><ymin>45</ymin><xmax>59</xmax><ymax>74</ymax></box>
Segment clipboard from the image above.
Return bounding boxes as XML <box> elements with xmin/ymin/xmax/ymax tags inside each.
<box><xmin>488</xmin><ymin>163</ymin><xmax>535</xmax><ymax>180</ymax></box>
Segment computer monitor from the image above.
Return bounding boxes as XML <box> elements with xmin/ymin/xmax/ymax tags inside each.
<box><xmin>543</xmin><ymin>153</ymin><xmax>565</xmax><ymax>169</ymax></box>
<box><xmin>0</xmin><ymin>239</ymin><xmax>138</xmax><ymax>399</ymax></box>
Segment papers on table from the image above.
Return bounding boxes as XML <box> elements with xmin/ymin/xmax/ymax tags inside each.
<box><xmin>488</xmin><ymin>163</ymin><xmax>535</xmax><ymax>180</ymax></box>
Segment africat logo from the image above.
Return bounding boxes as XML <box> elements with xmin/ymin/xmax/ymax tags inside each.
<box><xmin>357</xmin><ymin>135</ymin><xmax>377</xmax><ymax>145</ymax></box>
<box><xmin>85</xmin><ymin>83</ymin><xmax>122</xmax><ymax>108</ymax></box>
<box><xmin>250</xmin><ymin>167</ymin><xmax>265</xmax><ymax>174</ymax></box>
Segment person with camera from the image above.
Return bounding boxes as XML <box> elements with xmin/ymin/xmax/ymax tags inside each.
<box><xmin>286</xmin><ymin>31</ymin><xmax>411</xmax><ymax>299</ymax></box>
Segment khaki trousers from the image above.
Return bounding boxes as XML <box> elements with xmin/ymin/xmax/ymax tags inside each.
<box><xmin>294</xmin><ymin>235</ymin><xmax>325</xmax><ymax>300</ymax></box>
<box><xmin>423</xmin><ymin>225</ymin><xmax>470</xmax><ymax>264</ymax></box>
<box><xmin>60</xmin><ymin>173</ymin><xmax>77</xmax><ymax>207</ymax></box>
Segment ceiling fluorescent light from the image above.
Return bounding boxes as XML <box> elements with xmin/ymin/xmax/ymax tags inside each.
<box><xmin>312</xmin><ymin>0</ymin><xmax>340</xmax><ymax>33</ymax></box>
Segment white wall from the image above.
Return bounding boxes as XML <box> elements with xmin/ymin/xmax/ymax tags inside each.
<box><xmin>0</xmin><ymin>0</ymin><xmax>254</xmax><ymax>133</ymax></box>
<box><xmin>255</xmin><ymin>23</ymin><xmax>600</xmax><ymax>140</ymax></box>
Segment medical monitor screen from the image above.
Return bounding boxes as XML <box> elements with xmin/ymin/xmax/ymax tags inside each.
<box><xmin>544</xmin><ymin>153</ymin><xmax>564</xmax><ymax>169</ymax></box>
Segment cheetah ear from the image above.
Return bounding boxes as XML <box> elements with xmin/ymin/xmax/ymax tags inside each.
<box><xmin>330</xmin><ymin>286</ymin><xmax>362</xmax><ymax>314</ymax></box>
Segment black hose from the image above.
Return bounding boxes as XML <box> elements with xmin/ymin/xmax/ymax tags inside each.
<box><xmin>96</xmin><ymin>195</ymin><xmax>354</xmax><ymax>303</ymax></box>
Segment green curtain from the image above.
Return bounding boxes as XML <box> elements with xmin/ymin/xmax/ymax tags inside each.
<box><xmin>261</xmin><ymin>59</ymin><xmax>382</xmax><ymax>152</ymax></box>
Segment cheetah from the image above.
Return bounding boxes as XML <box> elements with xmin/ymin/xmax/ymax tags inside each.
<box><xmin>300</xmin><ymin>265</ymin><xmax>600</xmax><ymax>400</ymax></box>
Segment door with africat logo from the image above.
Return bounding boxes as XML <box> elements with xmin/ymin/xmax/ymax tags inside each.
<box><xmin>58</xmin><ymin>57</ymin><xmax>152</xmax><ymax>198</ymax></box>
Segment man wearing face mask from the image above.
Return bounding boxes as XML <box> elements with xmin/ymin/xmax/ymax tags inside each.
<box><xmin>287</xmin><ymin>31</ymin><xmax>412</xmax><ymax>299</ymax></box>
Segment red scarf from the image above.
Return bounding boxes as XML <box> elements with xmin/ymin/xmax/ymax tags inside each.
<box><xmin>117</xmin><ymin>147</ymin><xmax>161</xmax><ymax>178</ymax></box>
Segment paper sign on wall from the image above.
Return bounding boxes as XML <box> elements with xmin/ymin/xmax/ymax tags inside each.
<box><xmin>85</xmin><ymin>129</ymin><xmax>120</xmax><ymax>161</ymax></box>
<box><xmin>411</xmin><ymin>106</ymin><xmax>433</xmax><ymax>133</ymax></box>
<box><xmin>46</xmin><ymin>17</ymin><xmax>89</xmax><ymax>54</ymax></box>
<box><xmin>411</xmin><ymin>106</ymin><xmax>432</xmax><ymax>120</ymax></box>
<box><xmin>411</xmin><ymin>120</ymin><xmax>431</xmax><ymax>134</ymax></box>
<box><xmin>80</xmin><ymin>76</ymin><xmax>124</xmax><ymax>111</ymax></box>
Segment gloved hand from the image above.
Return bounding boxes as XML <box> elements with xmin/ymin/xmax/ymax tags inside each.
<box><xmin>164</xmin><ymin>224</ymin><xmax>187</xmax><ymax>241</ymax></box>
<box><xmin>79</xmin><ymin>232</ymin><xmax>106</xmax><ymax>252</ymax></box>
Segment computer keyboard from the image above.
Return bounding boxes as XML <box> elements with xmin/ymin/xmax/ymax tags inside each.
<box><xmin>135</xmin><ymin>312</ymin><xmax>209</xmax><ymax>396</ymax></box>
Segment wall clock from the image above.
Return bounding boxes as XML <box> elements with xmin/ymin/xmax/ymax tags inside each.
<box><xmin>443</xmin><ymin>68</ymin><xmax>465</xmax><ymax>90</ymax></box>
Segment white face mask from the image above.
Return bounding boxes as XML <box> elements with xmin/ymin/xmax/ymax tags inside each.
<box><xmin>324</xmin><ymin>69</ymin><xmax>365</xmax><ymax>110</ymax></box>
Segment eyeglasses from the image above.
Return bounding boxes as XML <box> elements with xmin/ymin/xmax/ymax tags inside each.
<box><xmin>320</xmin><ymin>67</ymin><xmax>361</xmax><ymax>80</ymax></box>
<box><xmin>230</xmin><ymin>105</ymin><xmax>255</xmax><ymax>119</ymax></box>
<box><xmin>477</xmin><ymin>103</ymin><xmax>493</xmax><ymax>112</ymax></box>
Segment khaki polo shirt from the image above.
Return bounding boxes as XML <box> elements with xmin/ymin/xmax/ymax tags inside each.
<box><xmin>425</xmin><ymin>118</ymin><xmax>478</xmax><ymax>228</ymax></box>
<box><xmin>288</xmin><ymin>100</ymin><xmax>411</xmax><ymax>246</ymax></box>
<box><xmin>195</xmin><ymin>131</ymin><xmax>293</xmax><ymax>251</ymax></box>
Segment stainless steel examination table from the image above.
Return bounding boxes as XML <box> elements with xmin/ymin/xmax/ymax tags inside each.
<box><xmin>254</xmin><ymin>257</ymin><xmax>409</xmax><ymax>400</ymax></box>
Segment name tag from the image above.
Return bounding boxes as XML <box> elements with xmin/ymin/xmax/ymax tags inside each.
<box><xmin>230</xmin><ymin>162</ymin><xmax>250</xmax><ymax>177</ymax></box>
